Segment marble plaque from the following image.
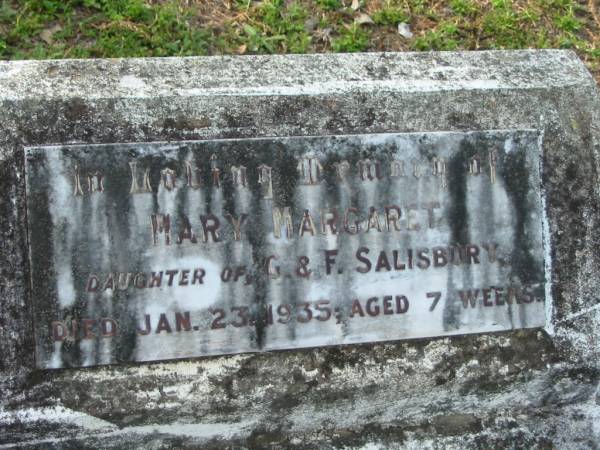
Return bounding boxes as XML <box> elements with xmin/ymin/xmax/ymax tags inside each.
<box><xmin>25</xmin><ymin>131</ymin><xmax>546</xmax><ymax>368</ymax></box>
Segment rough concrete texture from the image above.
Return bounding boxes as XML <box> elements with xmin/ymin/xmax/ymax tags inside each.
<box><xmin>0</xmin><ymin>50</ymin><xmax>599</xmax><ymax>448</ymax></box>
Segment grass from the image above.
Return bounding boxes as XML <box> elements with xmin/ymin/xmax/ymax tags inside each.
<box><xmin>0</xmin><ymin>0</ymin><xmax>598</xmax><ymax>82</ymax></box>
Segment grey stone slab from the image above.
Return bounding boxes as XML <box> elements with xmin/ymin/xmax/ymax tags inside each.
<box><xmin>0</xmin><ymin>50</ymin><xmax>593</xmax><ymax>101</ymax></box>
<box><xmin>0</xmin><ymin>50</ymin><xmax>599</xmax><ymax>448</ymax></box>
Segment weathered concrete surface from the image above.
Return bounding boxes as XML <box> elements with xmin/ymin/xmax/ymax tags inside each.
<box><xmin>1</xmin><ymin>50</ymin><xmax>599</xmax><ymax>448</ymax></box>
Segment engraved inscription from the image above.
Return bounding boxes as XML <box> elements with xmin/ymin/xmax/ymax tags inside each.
<box><xmin>258</xmin><ymin>164</ymin><xmax>273</xmax><ymax>199</ymax></box>
<box><xmin>297</xmin><ymin>154</ymin><xmax>323</xmax><ymax>185</ymax></box>
<box><xmin>74</xmin><ymin>165</ymin><xmax>104</xmax><ymax>195</ymax></box>
<box><xmin>231</xmin><ymin>165</ymin><xmax>247</xmax><ymax>187</ymax></box>
<box><xmin>129</xmin><ymin>161</ymin><xmax>151</xmax><ymax>194</ymax></box>
<box><xmin>26</xmin><ymin>131</ymin><xmax>546</xmax><ymax>368</ymax></box>
<box><xmin>185</xmin><ymin>161</ymin><xmax>202</xmax><ymax>189</ymax></box>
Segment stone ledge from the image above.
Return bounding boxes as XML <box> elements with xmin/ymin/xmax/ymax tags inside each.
<box><xmin>0</xmin><ymin>50</ymin><xmax>594</xmax><ymax>101</ymax></box>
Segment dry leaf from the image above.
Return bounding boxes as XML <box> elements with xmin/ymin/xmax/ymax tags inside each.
<box><xmin>351</xmin><ymin>0</ymin><xmax>360</xmax><ymax>10</ymax></box>
<box><xmin>355</xmin><ymin>13</ymin><xmax>374</xmax><ymax>25</ymax></box>
<box><xmin>236</xmin><ymin>44</ymin><xmax>247</xmax><ymax>54</ymax></box>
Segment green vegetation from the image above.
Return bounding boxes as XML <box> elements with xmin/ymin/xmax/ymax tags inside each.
<box><xmin>0</xmin><ymin>0</ymin><xmax>598</xmax><ymax>81</ymax></box>
<box><xmin>372</xmin><ymin>6</ymin><xmax>408</xmax><ymax>26</ymax></box>
<box><xmin>332</xmin><ymin>23</ymin><xmax>370</xmax><ymax>52</ymax></box>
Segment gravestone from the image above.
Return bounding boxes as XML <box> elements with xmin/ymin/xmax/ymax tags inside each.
<box><xmin>1</xmin><ymin>50</ymin><xmax>599</xmax><ymax>447</ymax></box>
